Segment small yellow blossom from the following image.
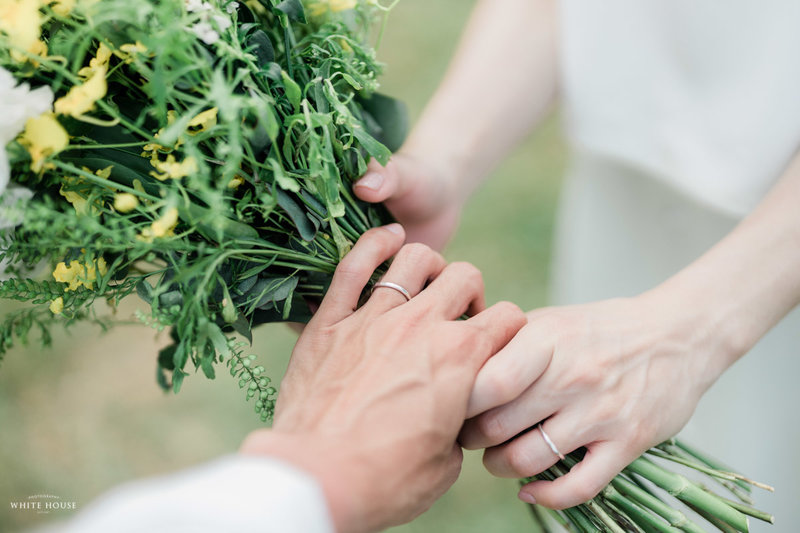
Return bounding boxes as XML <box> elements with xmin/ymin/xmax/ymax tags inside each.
<box><xmin>149</xmin><ymin>154</ymin><xmax>198</xmax><ymax>181</ymax></box>
<box><xmin>52</xmin><ymin>257</ymin><xmax>107</xmax><ymax>291</ymax></box>
<box><xmin>78</xmin><ymin>42</ymin><xmax>112</xmax><ymax>78</ymax></box>
<box><xmin>187</xmin><ymin>108</ymin><xmax>218</xmax><ymax>135</ymax></box>
<box><xmin>95</xmin><ymin>165</ymin><xmax>112</xmax><ymax>179</ymax></box>
<box><xmin>114</xmin><ymin>192</ymin><xmax>139</xmax><ymax>212</ymax></box>
<box><xmin>307</xmin><ymin>0</ymin><xmax>357</xmax><ymax>17</ymax></box>
<box><xmin>115</xmin><ymin>41</ymin><xmax>148</xmax><ymax>63</ymax></box>
<box><xmin>139</xmin><ymin>207</ymin><xmax>179</xmax><ymax>241</ymax></box>
<box><xmin>228</xmin><ymin>176</ymin><xmax>245</xmax><ymax>189</ymax></box>
<box><xmin>19</xmin><ymin>113</ymin><xmax>69</xmax><ymax>172</ymax></box>
<box><xmin>54</xmin><ymin>66</ymin><xmax>108</xmax><ymax>117</ymax></box>
<box><xmin>59</xmin><ymin>185</ymin><xmax>89</xmax><ymax>214</ymax></box>
<box><xmin>49</xmin><ymin>296</ymin><xmax>64</xmax><ymax>314</ymax></box>
<box><xmin>49</xmin><ymin>0</ymin><xmax>77</xmax><ymax>17</ymax></box>
<box><xmin>142</xmin><ymin>110</ymin><xmax>181</xmax><ymax>155</ymax></box>
<box><xmin>0</xmin><ymin>0</ymin><xmax>43</xmax><ymax>54</ymax></box>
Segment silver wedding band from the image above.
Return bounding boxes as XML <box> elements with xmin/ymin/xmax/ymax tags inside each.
<box><xmin>372</xmin><ymin>281</ymin><xmax>412</xmax><ymax>302</ymax></box>
<box><xmin>538</xmin><ymin>423</ymin><xmax>566</xmax><ymax>461</ymax></box>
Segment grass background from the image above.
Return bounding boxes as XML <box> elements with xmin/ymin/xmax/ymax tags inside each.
<box><xmin>0</xmin><ymin>1</ymin><xmax>567</xmax><ymax>531</ymax></box>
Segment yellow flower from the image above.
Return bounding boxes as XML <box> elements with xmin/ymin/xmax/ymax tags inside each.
<box><xmin>114</xmin><ymin>192</ymin><xmax>139</xmax><ymax>213</ymax></box>
<box><xmin>54</xmin><ymin>66</ymin><xmax>107</xmax><ymax>117</ymax></box>
<box><xmin>187</xmin><ymin>108</ymin><xmax>218</xmax><ymax>135</ymax></box>
<box><xmin>228</xmin><ymin>176</ymin><xmax>245</xmax><ymax>189</ymax></box>
<box><xmin>152</xmin><ymin>207</ymin><xmax>178</xmax><ymax>237</ymax></box>
<box><xmin>59</xmin><ymin>185</ymin><xmax>89</xmax><ymax>214</ymax></box>
<box><xmin>78</xmin><ymin>42</ymin><xmax>112</xmax><ymax>78</ymax></box>
<box><xmin>115</xmin><ymin>41</ymin><xmax>148</xmax><ymax>63</ymax></box>
<box><xmin>94</xmin><ymin>165</ymin><xmax>112</xmax><ymax>179</ymax></box>
<box><xmin>0</xmin><ymin>0</ymin><xmax>43</xmax><ymax>55</ymax></box>
<box><xmin>142</xmin><ymin>110</ymin><xmax>181</xmax><ymax>155</ymax></box>
<box><xmin>49</xmin><ymin>0</ymin><xmax>76</xmax><ymax>17</ymax></box>
<box><xmin>139</xmin><ymin>207</ymin><xmax>179</xmax><ymax>241</ymax></box>
<box><xmin>52</xmin><ymin>257</ymin><xmax>106</xmax><ymax>291</ymax></box>
<box><xmin>307</xmin><ymin>0</ymin><xmax>357</xmax><ymax>16</ymax></box>
<box><xmin>19</xmin><ymin>113</ymin><xmax>69</xmax><ymax>172</ymax></box>
<box><xmin>49</xmin><ymin>296</ymin><xmax>64</xmax><ymax>314</ymax></box>
<box><xmin>149</xmin><ymin>154</ymin><xmax>198</xmax><ymax>181</ymax></box>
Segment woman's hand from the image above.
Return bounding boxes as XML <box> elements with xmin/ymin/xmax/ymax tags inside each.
<box><xmin>459</xmin><ymin>291</ymin><xmax>730</xmax><ymax>510</ymax></box>
<box><xmin>242</xmin><ymin>225</ymin><xmax>526</xmax><ymax>533</ymax></box>
<box><xmin>353</xmin><ymin>153</ymin><xmax>461</xmax><ymax>250</ymax></box>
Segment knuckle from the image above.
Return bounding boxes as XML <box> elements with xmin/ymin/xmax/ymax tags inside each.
<box><xmin>334</xmin><ymin>261</ymin><xmax>368</xmax><ymax>283</ymax></box>
<box><xmin>504</xmin><ymin>445</ymin><xmax>536</xmax><ymax>477</ymax></box>
<box><xmin>495</xmin><ymin>300</ymin><xmax>525</xmax><ymax>319</ymax></box>
<box><xmin>449</xmin><ymin>261</ymin><xmax>483</xmax><ymax>286</ymax></box>
<box><xmin>475</xmin><ymin>410</ymin><xmax>509</xmax><ymax>444</ymax></box>
<box><xmin>479</xmin><ymin>368</ymin><xmax>516</xmax><ymax>406</ymax></box>
<box><xmin>396</xmin><ymin>242</ymin><xmax>434</xmax><ymax>264</ymax></box>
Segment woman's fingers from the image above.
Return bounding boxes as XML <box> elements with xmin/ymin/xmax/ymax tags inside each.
<box><xmin>364</xmin><ymin>243</ymin><xmax>446</xmax><ymax>314</ymax></box>
<box><xmin>411</xmin><ymin>261</ymin><xmax>486</xmax><ymax>319</ymax></box>
<box><xmin>314</xmin><ymin>224</ymin><xmax>405</xmax><ymax>325</ymax></box>
<box><xmin>480</xmin><ymin>417</ymin><xmax>584</xmax><ymax>478</ymax></box>
<box><xmin>518</xmin><ymin>441</ymin><xmax>631</xmax><ymax>510</ymax></box>
<box><xmin>353</xmin><ymin>158</ymin><xmax>405</xmax><ymax>204</ymax></box>
<box><xmin>465</xmin><ymin>322</ymin><xmax>553</xmax><ymax>418</ymax></box>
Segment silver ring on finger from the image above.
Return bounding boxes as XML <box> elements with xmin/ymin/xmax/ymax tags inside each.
<box><xmin>538</xmin><ymin>423</ymin><xmax>566</xmax><ymax>461</ymax></box>
<box><xmin>372</xmin><ymin>281</ymin><xmax>412</xmax><ymax>302</ymax></box>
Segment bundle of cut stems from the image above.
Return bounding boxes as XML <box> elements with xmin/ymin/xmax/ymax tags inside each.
<box><xmin>526</xmin><ymin>439</ymin><xmax>773</xmax><ymax>532</ymax></box>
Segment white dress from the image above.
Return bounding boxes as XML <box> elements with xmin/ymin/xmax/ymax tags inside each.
<box><xmin>556</xmin><ymin>1</ymin><xmax>800</xmax><ymax>530</ymax></box>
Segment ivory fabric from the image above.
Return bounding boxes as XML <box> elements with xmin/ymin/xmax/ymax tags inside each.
<box><xmin>559</xmin><ymin>0</ymin><xmax>800</xmax><ymax>216</ymax></box>
<box><xmin>46</xmin><ymin>455</ymin><xmax>334</xmax><ymax>533</ymax></box>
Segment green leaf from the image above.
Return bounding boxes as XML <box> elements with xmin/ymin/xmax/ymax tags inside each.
<box><xmin>274</xmin><ymin>0</ymin><xmax>306</xmax><ymax>23</ymax></box>
<box><xmin>248</xmin><ymin>30</ymin><xmax>274</xmax><ymax>66</ymax></box>
<box><xmin>276</xmin><ymin>189</ymin><xmax>317</xmax><ymax>241</ymax></box>
<box><xmin>252</xmin><ymin>276</ymin><xmax>300</xmax><ymax>309</ymax></box>
<box><xmin>356</xmin><ymin>93</ymin><xmax>410</xmax><ymax>153</ymax></box>
<box><xmin>281</xmin><ymin>70</ymin><xmax>302</xmax><ymax>111</ymax></box>
<box><xmin>136</xmin><ymin>280</ymin><xmax>154</xmax><ymax>305</ymax></box>
<box><xmin>350</xmin><ymin>125</ymin><xmax>392</xmax><ymax>166</ymax></box>
<box><xmin>172</xmin><ymin>369</ymin><xmax>187</xmax><ymax>394</ymax></box>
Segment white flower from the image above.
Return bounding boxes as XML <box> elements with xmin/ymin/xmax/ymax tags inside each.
<box><xmin>213</xmin><ymin>13</ymin><xmax>232</xmax><ymax>32</ymax></box>
<box><xmin>190</xmin><ymin>22</ymin><xmax>220</xmax><ymax>45</ymax></box>
<box><xmin>225</xmin><ymin>2</ymin><xmax>239</xmax><ymax>14</ymax></box>
<box><xmin>185</xmin><ymin>0</ymin><xmax>212</xmax><ymax>13</ymax></box>
<box><xmin>0</xmin><ymin>67</ymin><xmax>54</xmax><ymax>198</ymax></box>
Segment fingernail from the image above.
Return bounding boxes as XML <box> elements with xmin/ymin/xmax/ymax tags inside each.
<box><xmin>518</xmin><ymin>491</ymin><xmax>536</xmax><ymax>505</ymax></box>
<box><xmin>384</xmin><ymin>223</ymin><xmax>403</xmax><ymax>235</ymax></box>
<box><xmin>356</xmin><ymin>172</ymin><xmax>384</xmax><ymax>191</ymax></box>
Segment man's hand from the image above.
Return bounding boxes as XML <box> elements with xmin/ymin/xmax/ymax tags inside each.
<box><xmin>242</xmin><ymin>225</ymin><xmax>526</xmax><ymax>533</ymax></box>
<box><xmin>353</xmin><ymin>154</ymin><xmax>461</xmax><ymax>250</ymax></box>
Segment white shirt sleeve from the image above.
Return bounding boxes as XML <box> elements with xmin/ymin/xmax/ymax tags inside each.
<box><xmin>48</xmin><ymin>455</ymin><xmax>335</xmax><ymax>533</ymax></box>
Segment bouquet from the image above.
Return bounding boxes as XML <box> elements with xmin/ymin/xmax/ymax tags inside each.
<box><xmin>0</xmin><ymin>0</ymin><xmax>774</xmax><ymax>530</ymax></box>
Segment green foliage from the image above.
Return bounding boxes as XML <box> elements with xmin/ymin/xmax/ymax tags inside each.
<box><xmin>0</xmin><ymin>0</ymin><xmax>407</xmax><ymax>419</ymax></box>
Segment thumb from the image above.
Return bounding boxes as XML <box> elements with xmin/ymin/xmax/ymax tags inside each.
<box><xmin>353</xmin><ymin>157</ymin><xmax>408</xmax><ymax>204</ymax></box>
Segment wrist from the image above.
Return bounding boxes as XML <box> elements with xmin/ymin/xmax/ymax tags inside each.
<box><xmin>240</xmin><ymin>431</ymin><xmax>367</xmax><ymax>533</ymax></box>
<box><xmin>639</xmin><ymin>275</ymin><xmax>750</xmax><ymax>391</ymax></box>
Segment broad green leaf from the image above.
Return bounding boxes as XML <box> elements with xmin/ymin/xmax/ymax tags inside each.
<box><xmin>274</xmin><ymin>0</ymin><xmax>306</xmax><ymax>23</ymax></box>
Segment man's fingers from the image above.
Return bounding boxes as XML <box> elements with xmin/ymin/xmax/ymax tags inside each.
<box><xmin>518</xmin><ymin>441</ymin><xmax>630</xmax><ymax>510</ymax></box>
<box><xmin>465</xmin><ymin>325</ymin><xmax>553</xmax><ymax>418</ymax></box>
<box><xmin>412</xmin><ymin>261</ymin><xmax>486</xmax><ymax>319</ymax></box>
<box><xmin>315</xmin><ymin>225</ymin><xmax>405</xmax><ymax>325</ymax></box>
<box><xmin>363</xmin><ymin>243</ymin><xmax>446</xmax><ymax>314</ymax></box>
<box><xmin>464</xmin><ymin>301</ymin><xmax>527</xmax><ymax>368</ymax></box>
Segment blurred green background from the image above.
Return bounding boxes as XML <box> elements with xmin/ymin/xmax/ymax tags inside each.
<box><xmin>0</xmin><ymin>1</ymin><xmax>566</xmax><ymax>531</ymax></box>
